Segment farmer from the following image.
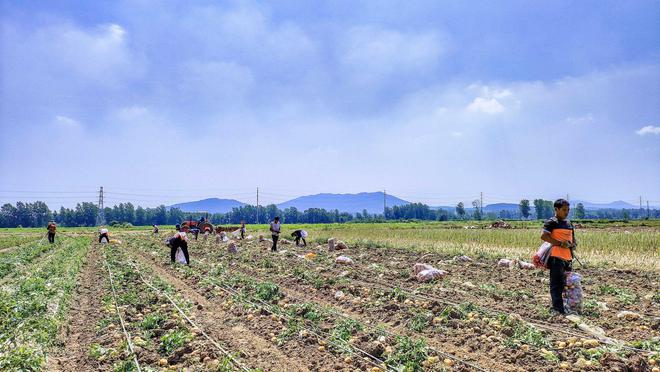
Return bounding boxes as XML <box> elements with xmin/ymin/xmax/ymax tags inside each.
<box><xmin>291</xmin><ymin>229</ymin><xmax>307</xmax><ymax>247</ymax></box>
<box><xmin>153</xmin><ymin>224</ymin><xmax>159</xmax><ymax>234</ymax></box>
<box><xmin>240</xmin><ymin>220</ymin><xmax>246</xmax><ymax>240</ymax></box>
<box><xmin>541</xmin><ymin>198</ymin><xmax>577</xmax><ymax>315</ymax></box>
<box><xmin>99</xmin><ymin>226</ymin><xmax>110</xmax><ymax>243</ymax></box>
<box><xmin>170</xmin><ymin>224</ymin><xmax>190</xmax><ymax>265</ymax></box>
<box><xmin>190</xmin><ymin>226</ymin><xmax>200</xmax><ymax>240</ymax></box>
<box><xmin>269</xmin><ymin>217</ymin><xmax>281</xmax><ymax>252</ymax></box>
<box><xmin>46</xmin><ymin>221</ymin><xmax>57</xmax><ymax>244</ymax></box>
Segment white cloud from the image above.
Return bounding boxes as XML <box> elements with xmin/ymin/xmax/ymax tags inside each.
<box><xmin>450</xmin><ymin>131</ymin><xmax>463</xmax><ymax>137</ymax></box>
<box><xmin>338</xmin><ymin>26</ymin><xmax>445</xmax><ymax>85</ymax></box>
<box><xmin>179</xmin><ymin>60</ymin><xmax>255</xmax><ymax>101</ymax></box>
<box><xmin>636</xmin><ymin>125</ymin><xmax>660</xmax><ymax>135</ymax></box>
<box><xmin>54</xmin><ymin>115</ymin><xmax>80</xmax><ymax>128</ymax></box>
<box><xmin>565</xmin><ymin>114</ymin><xmax>594</xmax><ymax>125</ymax></box>
<box><xmin>115</xmin><ymin>106</ymin><xmax>150</xmax><ymax>122</ymax></box>
<box><xmin>45</xmin><ymin>23</ymin><xmax>138</xmax><ymax>82</ymax></box>
<box><xmin>467</xmin><ymin>97</ymin><xmax>505</xmax><ymax>114</ymax></box>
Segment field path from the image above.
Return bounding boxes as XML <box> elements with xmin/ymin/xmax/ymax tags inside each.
<box><xmin>49</xmin><ymin>244</ymin><xmax>106</xmax><ymax>371</ymax></box>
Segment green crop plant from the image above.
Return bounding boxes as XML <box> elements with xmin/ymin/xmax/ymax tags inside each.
<box><xmin>499</xmin><ymin>314</ymin><xmax>551</xmax><ymax>349</ymax></box>
<box><xmin>254</xmin><ymin>282</ymin><xmax>282</xmax><ymax>302</ymax></box>
<box><xmin>159</xmin><ymin>329</ymin><xmax>192</xmax><ymax>354</ymax></box>
<box><xmin>140</xmin><ymin>313</ymin><xmax>165</xmax><ymax>330</ymax></box>
<box><xmin>408</xmin><ymin>310</ymin><xmax>431</xmax><ymax>332</ymax></box>
<box><xmin>113</xmin><ymin>359</ymin><xmax>139</xmax><ymax>372</ymax></box>
<box><xmin>286</xmin><ymin>303</ymin><xmax>322</xmax><ymax>325</ymax></box>
<box><xmin>581</xmin><ymin>299</ymin><xmax>601</xmax><ymax>317</ymax></box>
<box><xmin>385</xmin><ymin>336</ymin><xmax>428</xmax><ymax>372</ymax></box>
<box><xmin>597</xmin><ymin>285</ymin><xmax>637</xmax><ymax>305</ymax></box>
<box><xmin>329</xmin><ymin>318</ymin><xmax>363</xmax><ymax>351</ymax></box>
<box><xmin>385</xmin><ymin>286</ymin><xmax>408</xmax><ymax>302</ymax></box>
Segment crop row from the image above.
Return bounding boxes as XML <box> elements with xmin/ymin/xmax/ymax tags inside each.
<box><xmin>0</xmin><ymin>236</ymin><xmax>90</xmax><ymax>370</ymax></box>
<box><xmin>132</xmin><ymin>234</ymin><xmax>658</xmax><ymax>371</ymax></box>
<box><xmin>95</xmin><ymin>244</ymin><xmax>247</xmax><ymax>371</ymax></box>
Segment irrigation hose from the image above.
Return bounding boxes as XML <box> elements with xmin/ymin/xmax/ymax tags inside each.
<box><xmin>122</xmin><ymin>257</ymin><xmax>251</xmax><ymax>372</ymax></box>
<box><xmin>103</xmin><ymin>250</ymin><xmax>142</xmax><ymax>372</ymax></box>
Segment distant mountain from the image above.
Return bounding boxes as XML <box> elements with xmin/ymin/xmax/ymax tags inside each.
<box><xmin>277</xmin><ymin>192</ymin><xmax>409</xmax><ymax>214</ymax></box>
<box><xmin>572</xmin><ymin>200</ymin><xmax>637</xmax><ymax>209</ymax></box>
<box><xmin>169</xmin><ymin>198</ymin><xmax>246</xmax><ymax>213</ymax></box>
<box><xmin>433</xmin><ymin>203</ymin><xmax>519</xmax><ymax>212</ymax></box>
<box><xmin>483</xmin><ymin>203</ymin><xmax>519</xmax><ymax>212</ymax></box>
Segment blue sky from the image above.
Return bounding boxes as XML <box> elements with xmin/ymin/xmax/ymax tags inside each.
<box><xmin>1</xmin><ymin>0</ymin><xmax>659</xmax><ymax>208</ymax></box>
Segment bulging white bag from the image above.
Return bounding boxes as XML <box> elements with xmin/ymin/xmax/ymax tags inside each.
<box><xmin>175</xmin><ymin>248</ymin><xmax>187</xmax><ymax>264</ymax></box>
<box><xmin>416</xmin><ymin>269</ymin><xmax>447</xmax><ymax>282</ymax></box>
<box><xmin>532</xmin><ymin>242</ymin><xmax>552</xmax><ymax>269</ymax></box>
<box><xmin>413</xmin><ymin>263</ymin><xmax>434</xmax><ymax>275</ymax></box>
<box><xmin>335</xmin><ymin>255</ymin><xmax>354</xmax><ymax>265</ymax></box>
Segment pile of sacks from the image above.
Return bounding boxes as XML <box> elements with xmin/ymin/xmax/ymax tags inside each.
<box><xmin>454</xmin><ymin>255</ymin><xmax>473</xmax><ymax>262</ymax></box>
<box><xmin>490</xmin><ymin>220</ymin><xmax>512</xmax><ymax>229</ymax></box>
<box><xmin>216</xmin><ymin>232</ymin><xmax>229</xmax><ymax>244</ymax></box>
<box><xmin>413</xmin><ymin>263</ymin><xmax>447</xmax><ymax>283</ymax></box>
<box><xmin>335</xmin><ymin>256</ymin><xmax>354</xmax><ymax>265</ymax></box>
<box><xmin>563</xmin><ymin>272</ymin><xmax>583</xmax><ymax>314</ymax></box>
<box><xmin>227</xmin><ymin>240</ymin><xmax>238</xmax><ymax>254</ymax></box>
<box><xmin>497</xmin><ymin>258</ymin><xmax>535</xmax><ymax>270</ymax></box>
<box><xmin>328</xmin><ymin>238</ymin><xmax>348</xmax><ymax>251</ymax></box>
<box><xmin>258</xmin><ymin>234</ymin><xmax>272</xmax><ymax>243</ymax></box>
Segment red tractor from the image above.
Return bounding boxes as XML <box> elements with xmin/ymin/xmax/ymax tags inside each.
<box><xmin>180</xmin><ymin>213</ymin><xmax>214</xmax><ymax>235</ymax></box>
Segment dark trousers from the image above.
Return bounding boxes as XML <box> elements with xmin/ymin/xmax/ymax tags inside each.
<box><xmin>271</xmin><ymin>235</ymin><xmax>279</xmax><ymax>252</ymax></box>
<box><xmin>294</xmin><ymin>236</ymin><xmax>306</xmax><ymax>247</ymax></box>
<box><xmin>241</xmin><ymin>230</ymin><xmax>245</xmax><ymax>239</ymax></box>
<box><xmin>170</xmin><ymin>241</ymin><xmax>190</xmax><ymax>264</ymax></box>
<box><xmin>549</xmin><ymin>256</ymin><xmax>571</xmax><ymax>313</ymax></box>
<box><xmin>47</xmin><ymin>232</ymin><xmax>55</xmax><ymax>243</ymax></box>
<box><xmin>99</xmin><ymin>233</ymin><xmax>109</xmax><ymax>243</ymax></box>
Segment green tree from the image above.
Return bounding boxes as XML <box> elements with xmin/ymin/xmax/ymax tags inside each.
<box><xmin>472</xmin><ymin>200</ymin><xmax>482</xmax><ymax>220</ymax></box>
<box><xmin>168</xmin><ymin>207</ymin><xmax>184</xmax><ymax>225</ymax></box>
<box><xmin>519</xmin><ymin>199</ymin><xmax>531</xmax><ymax>219</ymax></box>
<box><xmin>15</xmin><ymin>202</ymin><xmax>33</xmax><ymax>227</ymax></box>
<box><xmin>456</xmin><ymin>202</ymin><xmax>466</xmax><ymax>220</ymax></box>
<box><xmin>575</xmin><ymin>203</ymin><xmax>585</xmax><ymax>219</ymax></box>
<box><xmin>0</xmin><ymin>203</ymin><xmax>18</xmax><ymax>227</ymax></box>
<box><xmin>135</xmin><ymin>206</ymin><xmax>146</xmax><ymax>226</ymax></box>
<box><xmin>154</xmin><ymin>205</ymin><xmax>168</xmax><ymax>225</ymax></box>
<box><xmin>32</xmin><ymin>201</ymin><xmax>52</xmax><ymax>227</ymax></box>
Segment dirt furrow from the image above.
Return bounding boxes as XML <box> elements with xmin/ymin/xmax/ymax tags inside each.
<box><xmin>129</xmin><ymin>250</ymin><xmax>318</xmax><ymax>372</ymax></box>
<box><xmin>49</xmin><ymin>244</ymin><xmax>106</xmax><ymax>371</ymax></box>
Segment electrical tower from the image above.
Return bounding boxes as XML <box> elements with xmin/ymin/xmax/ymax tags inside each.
<box><xmin>256</xmin><ymin>187</ymin><xmax>259</xmax><ymax>224</ymax></box>
<box><xmin>97</xmin><ymin>186</ymin><xmax>105</xmax><ymax>225</ymax></box>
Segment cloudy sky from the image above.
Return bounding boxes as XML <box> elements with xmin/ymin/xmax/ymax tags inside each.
<box><xmin>1</xmin><ymin>0</ymin><xmax>659</xmax><ymax>208</ymax></box>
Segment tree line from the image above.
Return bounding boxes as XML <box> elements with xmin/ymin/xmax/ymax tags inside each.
<box><xmin>0</xmin><ymin>199</ymin><xmax>656</xmax><ymax>228</ymax></box>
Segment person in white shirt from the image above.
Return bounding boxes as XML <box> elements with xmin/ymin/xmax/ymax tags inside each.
<box><xmin>99</xmin><ymin>226</ymin><xmax>110</xmax><ymax>243</ymax></box>
<box><xmin>269</xmin><ymin>217</ymin><xmax>281</xmax><ymax>252</ymax></box>
<box><xmin>291</xmin><ymin>229</ymin><xmax>307</xmax><ymax>247</ymax></box>
<box><xmin>170</xmin><ymin>224</ymin><xmax>190</xmax><ymax>265</ymax></box>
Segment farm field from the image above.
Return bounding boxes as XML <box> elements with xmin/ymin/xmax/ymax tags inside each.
<box><xmin>0</xmin><ymin>223</ymin><xmax>658</xmax><ymax>371</ymax></box>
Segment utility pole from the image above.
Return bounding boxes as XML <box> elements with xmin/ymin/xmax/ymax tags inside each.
<box><xmin>480</xmin><ymin>192</ymin><xmax>483</xmax><ymax>216</ymax></box>
<box><xmin>383</xmin><ymin>189</ymin><xmax>387</xmax><ymax>220</ymax></box>
<box><xmin>647</xmin><ymin>200</ymin><xmax>650</xmax><ymax>219</ymax></box>
<box><xmin>566</xmin><ymin>193</ymin><xmax>569</xmax><ymax>202</ymax></box>
<box><xmin>97</xmin><ymin>186</ymin><xmax>105</xmax><ymax>226</ymax></box>
<box><xmin>640</xmin><ymin>196</ymin><xmax>643</xmax><ymax>219</ymax></box>
<box><xmin>256</xmin><ymin>187</ymin><xmax>259</xmax><ymax>225</ymax></box>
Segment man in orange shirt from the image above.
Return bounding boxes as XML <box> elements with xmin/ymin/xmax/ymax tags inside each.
<box><xmin>541</xmin><ymin>199</ymin><xmax>577</xmax><ymax>315</ymax></box>
<box><xmin>47</xmin><ymin>221</ymin><xmax>57</xmax><ymax>244</ymax></box>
